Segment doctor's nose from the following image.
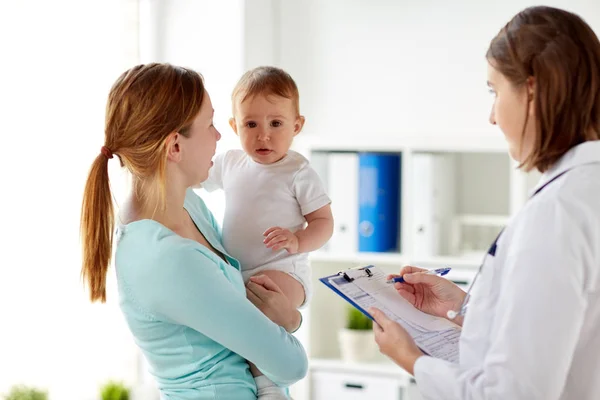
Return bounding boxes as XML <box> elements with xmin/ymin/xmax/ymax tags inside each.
<box><xmin>489</xmin><ymin>107</ymin><xmax>496</xmax><ymax>125</ymax></box>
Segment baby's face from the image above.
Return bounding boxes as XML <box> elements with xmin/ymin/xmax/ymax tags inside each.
<box><xmin>230</xmin><ymin>94</ymin><xmax>304</xmax><ymax>164</ymax></box>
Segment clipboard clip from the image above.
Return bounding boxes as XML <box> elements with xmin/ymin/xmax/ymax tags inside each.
<box><xmin>337</xmin><ymin>265</ymin><xmax>375</xmax><ymax>282</ymax></box>
<box><xmin>341</xmin><ymin>272</ymin><xmax>354</xmax><ymax>282</ymax></box>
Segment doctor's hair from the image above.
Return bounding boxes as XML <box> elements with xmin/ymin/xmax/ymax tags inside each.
<box><xmin>80</xmin><ymin>63</ymin><xmax>205</xmax><ymax>303</ymax></box>
<box><xmin>487</xmin><ymin>6</ymin><xmax>600</xmax><ymax>172</ymax></box>
<box><xmin>231</xmin><ymin>66</ymin><xmax>301</xmax><ymax>116</ymax></box>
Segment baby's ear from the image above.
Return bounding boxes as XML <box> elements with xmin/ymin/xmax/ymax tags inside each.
<box><xmin>229</xmin><ymin>118</ymin><xmax>238</xmax><ymax>135</ymax></box>
<box><xmin>294</xmin><ymin>115</ymin><xmax>306</xmax><ymax>135</ymax></box>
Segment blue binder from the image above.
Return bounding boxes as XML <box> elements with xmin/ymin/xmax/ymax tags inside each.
<box><xmin>358</xmin><ymin>153</ymin><xmax>401</xmax><ymax>252</ymax></box>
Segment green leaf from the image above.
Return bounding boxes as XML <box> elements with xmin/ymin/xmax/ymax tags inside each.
<box><xmin>345</xmin><ymin>306</ymin><xmax>373</xmax><ymax>330</ymax></box>
<box><xmin>4</xmin><ymin>385</ymin><xmax>48</xmax><ymax>400</ymax></box>
<box><xmin>99</xmin><ymin>381</ymin><xmax>130</xmax><ymax>400</ymax></box>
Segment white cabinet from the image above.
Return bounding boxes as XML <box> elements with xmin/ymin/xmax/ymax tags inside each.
<box><xmin>312</xmin><ymin>370</ymin><xmax>405</xmax><ymax>400</ymax></box>
<box><xmin>309</xmin><ymin>361</ymin><xmax>423</xmax><ymax>400</ymax></box>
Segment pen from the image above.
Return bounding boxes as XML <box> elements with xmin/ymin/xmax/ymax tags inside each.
<box><xmin>386</xmin><ymin>267</ymin><xmax>452</xmax><ymax>284</ymax></box>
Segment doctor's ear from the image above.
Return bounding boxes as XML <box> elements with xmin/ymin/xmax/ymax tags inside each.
<box><xmin>527</xmin><ymin>77</ymin><xmax>535</xmax><ymax>102</ymax></box>
<box><xmin>526</xmin><ymin>77</ymin><xmax>535</xmax><ymax>116</ymax></box>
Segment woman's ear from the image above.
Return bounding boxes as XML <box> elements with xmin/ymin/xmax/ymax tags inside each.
<box><xmin>294</xmin><ymin>115</ymin><xmax>306</xmax><ymax>136</ymax></box>
<box><xmin>165</xmin><ymin>132</ymin><xmax>182</xmax><ymax>162</ymax></box>
<box><xmin>229</xmin><ymin>118</ymin><xmax>238</xmax><ymax>135</ymax></box>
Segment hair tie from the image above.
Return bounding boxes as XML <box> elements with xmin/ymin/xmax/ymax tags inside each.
<box><xmin>100</xmin><ymin>146</ymin><xmax>114</xmax><ymax>159</ymax></box>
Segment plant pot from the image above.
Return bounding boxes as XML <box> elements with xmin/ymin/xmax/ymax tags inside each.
<box><xmin>130</xmin><ymin>383</ymin><xmax>160</xmax><ymax>400</ymax></box>
<box><xmin>337</xmin><ymin>328</ymin><xmax>379</xmax><ymax>363</ymax></box>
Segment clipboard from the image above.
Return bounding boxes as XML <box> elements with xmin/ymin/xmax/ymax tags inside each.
<box><xmin>320</xmin><ymin>264</ymin><xmax>461</xmax><ymax>363</ymax></box>
<box><xmin>319</xmin><ymin>265</ymin><xmax>378</xmax><ymax>321</ymax></box>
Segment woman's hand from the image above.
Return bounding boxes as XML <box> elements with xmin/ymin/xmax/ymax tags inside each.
<box><xmin>263</xmin><ymin>226</ymin><xmax>299</xmax><ymax>254</ymax></box>
<box><xmin>369</xmin><ymin>307</ymin><xmax>423</xmax><ymax>375</ymax></box>
<box><xmin>246</xmin><ymin>274</ymin><xmax>300</xmax><ymax>332</ymax></box>
<box><xmin>389</xmin><ymin>266</ymin><xmax>467</xmax><ymax>325</ymax></box>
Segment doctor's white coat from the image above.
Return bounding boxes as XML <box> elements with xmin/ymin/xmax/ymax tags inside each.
<box><xmin>414</xmin><ymin>141</ymin><xmax>600</xmax><ymax>400</ymax></box>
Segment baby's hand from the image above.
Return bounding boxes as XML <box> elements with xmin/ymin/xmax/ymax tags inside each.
<box><xmin>263</xmin><ymin>226</ymin><xmax>299</xmax><ymax>254</ymax></box>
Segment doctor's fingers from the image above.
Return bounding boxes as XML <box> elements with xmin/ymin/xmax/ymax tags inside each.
<box><xmin>398</xmin><ymin>265</ymin><xmax>427</xmax><ymax>276</ymax></box>
<box><xmin>369</xmin><ymin>307</ymin><xmax>393</xmax><ymax>329</ymax></box>
<box><xmin>373</xmin><ymin>321</ymin><xmax>384</xmax><ymax>336</ymax></box>
<box><xmin>393</xmin><ymin>281</ymin><xmax>415</xmax><ymax>294</ymax></box>
<box><xmin>396</xmin><ymin>288</ymin><xmax>417</xmax><ymax>305</ymax></box>
<box><xmin>402</xmin><ymin>271</ymin><xmax>445</xmax><ymax>287</ymax></box>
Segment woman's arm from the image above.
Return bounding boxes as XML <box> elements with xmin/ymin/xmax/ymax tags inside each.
<box><xmin>137</xmin><ymin>244</ymin><xmax>308</xmax><ymax>387</ymax></box>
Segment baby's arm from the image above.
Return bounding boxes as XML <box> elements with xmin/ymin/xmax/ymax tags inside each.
<box><xmin>263</xmin><ymin>204</ymin><xmax>333</xmax><ymax>254</ymax></box>
<box><xmin>295</xmin><ymin>204</ymin><xmax>333</xmax><ymax>253</ymax></box>
<box><xmin>276</xmin><ymin>159</ymin><xmax>333</xmax><ymax>254</ymax></box>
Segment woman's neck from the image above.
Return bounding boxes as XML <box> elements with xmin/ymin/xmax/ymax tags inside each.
<box><xmin>122</xmin><ymin>177</ymin><xmax>189</xmax><ymax>231</ymax></box>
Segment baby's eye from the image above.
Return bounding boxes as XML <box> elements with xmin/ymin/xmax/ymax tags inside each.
<box><xmin>488</xmin><ymin>88</ymin><xmax>497</xmax><ymax>96</ymax></box>
<box><xmin>246</xmin><ymin>121</ymin><xmax>257</xmax><ymax>128</ymax></box>
<box><xmin>271</xmin><ymin>120</ymin><xmax>282</xmax><ymax>127</ymax></box>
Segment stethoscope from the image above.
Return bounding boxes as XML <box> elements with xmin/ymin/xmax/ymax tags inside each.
<box><xmin>446</xmin><ymin>168</ymin><xmax>572</xmax><ymax>320</ymax></box>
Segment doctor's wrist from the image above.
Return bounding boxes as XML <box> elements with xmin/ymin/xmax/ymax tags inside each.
<box><xmin>394</xmin><ymin>347</ymin><xmax>423</xmax><ymax>376</ymax></box>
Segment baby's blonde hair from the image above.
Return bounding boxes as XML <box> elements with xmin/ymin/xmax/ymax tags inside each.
<box><xmin>232</xmin><ymin>66</ymin><xmax>300</xmax><ymax>115</ymax></box>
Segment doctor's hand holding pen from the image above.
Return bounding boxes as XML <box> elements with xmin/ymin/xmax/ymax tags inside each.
<box><xmin>369</xmin><ymin>265</ymin><xmax>467</xmax><ymax>374</ymax></box>
<box><xmin>387</xmin><ymin>265</ymin><xmax>468</xmax><ymax>326</ymax></box>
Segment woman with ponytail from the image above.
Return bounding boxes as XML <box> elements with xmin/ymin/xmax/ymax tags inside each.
<box><xmin>80</xmin><ymin>63</ymin><xmax>307</xmax><ymax>399</ymax></box>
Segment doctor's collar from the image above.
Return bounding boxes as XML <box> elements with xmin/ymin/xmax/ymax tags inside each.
<box><xmin>530</xmin><ymin>140</ymin><xmax>600</xmax><ymax>196</ymax></box>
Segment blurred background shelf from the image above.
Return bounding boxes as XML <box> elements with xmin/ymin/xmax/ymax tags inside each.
<box><xmin>294</xmin><ymin>137</ymin><xmax>542</xmax><ymax>399</ymax></box>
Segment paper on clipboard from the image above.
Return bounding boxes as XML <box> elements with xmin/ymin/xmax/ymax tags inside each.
<box><xmin>322</xmin><ymin>265</ymin><xmax>461</xmax><ymax>363</ymax></box>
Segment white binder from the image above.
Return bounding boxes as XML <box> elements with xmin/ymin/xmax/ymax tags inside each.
<box><xmin>327</xmin><ymin>152</ymin><xmax>359</xmax><ymax>253</ymax></box>
<box><xmin>412</xmin><ymin>153</ymin><xmax>456</xmax><ymax>257</ymax></box>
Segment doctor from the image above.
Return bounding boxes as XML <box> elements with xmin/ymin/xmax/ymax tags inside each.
<box><xmin>370</xmin><ymin>6</ymin><xmax>600</xmax><ymax>400</ymax></box>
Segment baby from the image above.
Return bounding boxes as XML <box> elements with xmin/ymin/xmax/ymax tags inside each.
<box><xmin>201</xmin><ymin>66</ymin><xmax>334</xmax><ymax>398</ymax></box>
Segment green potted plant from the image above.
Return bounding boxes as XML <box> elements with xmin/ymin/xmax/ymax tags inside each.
<box><xmin>100</xmin><ymin>381</ymin><xmax>130</xmax><ymax>400</ymax></box>
<box><xmin>4</xmin><ymin>385</ymin><xmax>48</xmax><ymax>400</ymax></box>
<box><xmin>337</xmin><ymin>306</ymin><xmax>378</xmax><ymax>362</ymax></box>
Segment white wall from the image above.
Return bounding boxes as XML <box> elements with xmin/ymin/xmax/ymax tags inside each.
<box><xmin>142</xmin><ymin>0</ymin><xmax>245</xmax><ymax>223</ymax></box>
<box><xmin>275</xmin><ymin>0</ymin><xmax>600</xmax><ymax>142</ymax></box>
<box><xmin>156</xmin><ymin>0</ymin><xmax>244</xmax><ymax>137</ymax></box>
<box><xmin>0</xmin><ymin>1</ymin><xmax>243</xmax><ymax>398</ymax></box>
<box><xmin>0</xmin><ymin>1</ymin><xmax>140</xmax><ymax>399</ymax></box>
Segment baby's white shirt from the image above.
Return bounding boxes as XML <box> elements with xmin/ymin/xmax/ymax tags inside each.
<box><xmin>202</xmin><ymin>149</ymin><xmax>331</xmax><ymax>279</ymax></box>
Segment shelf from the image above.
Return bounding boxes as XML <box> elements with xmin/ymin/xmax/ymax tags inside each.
<box><xmin>410</xmin><ymin>254</ymin><xmax>483</xmax><ymax>270</ymax></box>
<box><xmin>294</xmin><ymin>135</ymin><xmax>508</xmax><ymax>154</ymax></box>
<box><xmin>309</xmin><ymin>358</ymin><xmax>410</xmax><ymax>379</ymax></box>
<box><xmin>310</xmin><ymin>251</ymin><xmax>483</xmax><ymax>270</ymax></box>
<box><xmin>310</xmin><ymin>251</ymin><xmax>408</xmax><ymax>267</ymax></box>
<box><xmin>454</xmin><ymin>213</ymin><xmax>509</xmax><ymax>226</ymax></box>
